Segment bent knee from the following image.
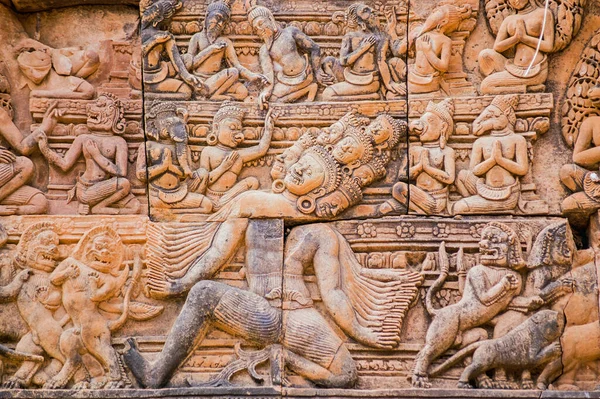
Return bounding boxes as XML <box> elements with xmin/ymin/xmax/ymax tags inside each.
<box><xmin>14</xmin><ymin>156</ymin><xmax>34</xmax><ymax>176</ymax></box>
<box><xmin>118</xmin><ymin>177</ymin><xmax>132</xmax><ymax>193</ymax></box>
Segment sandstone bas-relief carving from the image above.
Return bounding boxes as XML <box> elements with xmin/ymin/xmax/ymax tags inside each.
<box><xmin>2</xmin><ymin>0</ymin><xmax>600</xmax><ymax>395</ymax></box>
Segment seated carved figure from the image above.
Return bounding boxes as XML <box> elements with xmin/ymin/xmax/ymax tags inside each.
<box><xmin>408</xmin><ymin>4</ymin><xmax>471</xmax><ymax>95</ymax></box>
<box><xmin>412</xmin><ymin>222</ymin><xmax>526</xmax><ymax>388</ymax></box>
<box><xmin>478</xmin><ymin>0</ymin><xmax>554</xmax><ymax>94</ymax></box>
<box><xmin>453</xmin><ymin>95</ymin><xmax>528</xmax><ymax>214</ymax></box>
<box><xmin>560</xmin><ymin>84</ymin><xmax>600</xmax><ymax>226</ymax></box>
<box><xmin>322</xmin><ymin>3</ymin><xmax>406</xmax><ymax>101</ymax></box>
<box><xmin>246</xmin><ymin>1</ymin><xmax>331</xmax><ymax>108</ymax></box>
<box><xmin>182</xmin><ymin>0</ymin><xmax>267</xmax><ymax>101</ymax></box>
<box><xmin>200</xmin><ymin>102</ymin><xmax>274</xmax><ymax>210</ymax></box>
<box><xmin>138</xmin><ymin>102</ymin><xmax>212</xmax><ymax>214</ymax></box>
<box><xmin>380</xmin><ymin>99</ymin><xmax>455</xmax><ymax>215</ymax></box>
<box><xmin>140</xmin><ymin>0</ymin><xmax>206</xmax><ymax>99</ymax></box>
<box><xmin>2</xmin><ymin>223</ymin><xmax>63</xmax><ymax>389</ymax></box>
<box><xmin>0</xmin><ymin>85</ymin><xmax>47</xmax><ymax>215</ymax></box>
<box><xmin>36</xmin><ymin>95</ymin><xmax>141</xmax><ymax>215</ymax></box>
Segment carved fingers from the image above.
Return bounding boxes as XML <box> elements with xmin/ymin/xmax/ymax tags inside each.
<box><xmin>40</xmin><ymin>100</ymin><xmax>64</xmax><ymax>134</ymax></box>
<box><xmin>0</xmin><ymin>147</ymin><xmax>17</xmax><ymax>164</ymax></box>
<box><xmin>222</xmin><ymin>151</ymin><xmax>240</xmax><ymax>169</ymax></box>
<box><xmin>385</xmin><ymin>6</ymin><xmax>397</xmax><ymax>32</ymax></box>
<box><xmin>68</xmin><ymin>263</ymin><xmax>80</xmax><ymax>279</ymax></box>
<box><xmin>502</xmin><ymin>274</ymin><xmax>519</xmax><ymax>291</ymax></box>
<box><xmin>17</xmin><ymin>269</ymin><xmax>33</xmax><ymax>282</ymax></box>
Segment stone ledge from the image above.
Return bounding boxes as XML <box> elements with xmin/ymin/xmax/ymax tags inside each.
<box><xmin>1</xmin><ymin>388</ymin><xmax>599</xmax><ymax>399</ymax></box>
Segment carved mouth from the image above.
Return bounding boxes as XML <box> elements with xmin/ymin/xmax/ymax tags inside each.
<box><xmin>288</xmin><ymin>169</ymin><xmax>303</xmax><ymax>185</ymax></box>
<box><xmin>479</xmin><ymin>247</ymin><xmax>499</xmax><ymax>259</ymax></box>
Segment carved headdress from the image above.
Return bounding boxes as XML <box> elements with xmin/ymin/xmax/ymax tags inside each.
<box><xmin>72</xmin><ymin>225</ymin><xmax>124</xmax><ymax>276</ymax></box>
<box><xmin>490</xmin><ymin>94</ymin><xmax>519</xmax><ymax>127</ymax></box>
<box><xmin>246</xmin><ymin>0</ymin><xmax>276</xmax><ymax>26</ymax></box>
<box><xmin>344</xmin><ymin>128</ymin><xmax>375</xmax><ymax>166</ymax></box>
<box><xmin>212</xmin><ymin>101</ymin><xmax>246</xmax><ymax>125</ymax></box>
<box><xmin>483</xmin><ymin>222</ymin><xmax>526</xmax><ymax>269</ymax></box>
<box><xmin>141</xmin><ymin>0</ymin><xmax>183</xmax><ymax>26</ymax></box>
<box><xmin>146</xmin><ymin>100</ymin><xmax>189</xmax><ymax>141</ymax></box>
<box><xmin>207</xmin><ymin>0</ymin><xmax>231</xmax><ymax>19</ymax></box>
<box><xmin>426</xmin><ymin>99</ymin><xmax>454</xmax><ymax>147</ymax></box>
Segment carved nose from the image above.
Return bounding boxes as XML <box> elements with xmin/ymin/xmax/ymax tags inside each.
<box><xmin>409</xmin><ymin>121</ymin><xmax>423</xmax><ymax>135</ymax></box>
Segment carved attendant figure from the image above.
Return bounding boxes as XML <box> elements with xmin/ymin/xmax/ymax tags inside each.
<box><xmin>140</xmin><ymin>0</ymin><xmax>206</xmax><ymax>99</ymax></box>
<box><xmin>453</xmin><ymin>95</ymin><xmax>528</xmax><ymax>214</ymax></box>
<box><xmin>322</xmin><ymin>3</ymin><xmax>406</xmax><ymax>101</ymax></box>
<box><xmin>36</xmin><ymin>94</ymin><xmax>141</xmax><ymax>215</ymax></box>
<box><xmin>183</xmin><ymin>0</ymin><xmax>267</xmax><ymax>100</ymax></box>
<box><xmin>478</xmin><ymin>0</ymin><xmax>554</xmax><ymax>94</ymax></box>
<box><xmin>138</xmin><ymin>102</ymin><xmax>212</xmax><ymax>214</ymax></box>
<box><xmin>246</xmin><ymin>1</ymin><xmax>331</xmax><ymax>108</ymax></box>
<box><xmin>200</xmin><ymin>103</ymin><xmax>275</xmax><ymax>210</ymax></box>
<box><xmin>560</xmin><ymin>84</ymin><xmax>600</xmax><ymax>224</ymax></box>
<box><xmin>380</xmin><ymin>99</ymin><xmax>455</xmax><ymax>215</ymax></box>
<box><xmin>408</xmin><ymin>4</ymin><xmax>471</xmax><ymax>95</ymax></box>
<box><xmin>0</xmin><ymin>83</ymin><xmax>48</xmax><ymax>215</ymax></box>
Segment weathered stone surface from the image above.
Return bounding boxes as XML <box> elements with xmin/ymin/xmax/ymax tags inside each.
<box><xmin>1</xmin><ymin>0</ymin><xmax>600</xmax><ymax>397</ymax></box>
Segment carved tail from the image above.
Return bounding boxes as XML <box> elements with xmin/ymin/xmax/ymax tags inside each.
<box><xmin>425</xmin><ymin>241</ymin><xmax>449</xmax><ymax>317</ymax></box>
<box><xmin>108</xmin><ymin>253</ymin><xmax>143</xmax><ymax>332</ymax></box>
<box><xmin>429</xmin><ymin>341</ymin><xmax>484</xmax><ymax>377</ymax></box>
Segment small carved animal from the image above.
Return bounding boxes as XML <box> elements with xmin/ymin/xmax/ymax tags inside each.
<box><xmin>430</xmin><ymin>310</ymin><xmax>564</xmax><ymax>389</ymax></box>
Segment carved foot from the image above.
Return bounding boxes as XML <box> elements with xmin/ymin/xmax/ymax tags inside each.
<box><xmin>72</xmin><ymin>380</ymin><xmax>91</xmax><ymax>390</ymax></box>
<box><xmin>411</xmin><ymin>374</ymin><xmax>431</xmax><ymax>388</ymax></box>
<box><xmin>189</xmin><ymin>343</ymin><xmax>269</xmax><ymax>387</ymax></box>
<box><xmin>145</xmin><ymin>279</ymin><xmax>186</xmax><ymax>300</ymax></box>
<box><xmin>457</xmin><ymin>381</ymin><xmax>474</xmax><ymax>389</ymax></box>
<box><xmin>2</xmin><ymin>377</ymin><xmax>26</xmax><ymax>389</ymax></box>
<box><xmin>104</xmin><ymin>379</ymin><xmax>126</xmax><ymax>389</ymax></box>
<box><xmin>89</xmin><ymin>376</ymin><xmax>108</xmax><ymax>389</ymax></box>
<box><xmin>42</xmin><ymin>377</ymin><xmax>69</xmax><ymax>390</ymax></box>
<box><xmin>476</xmin><ymin>375</ymin><xmax>494</xmax><ymax>389</ymax></box>
<box><xmin>521</xmin><ymin>378</ymin><xmax>535</xmax><ymax>390</ymax></box>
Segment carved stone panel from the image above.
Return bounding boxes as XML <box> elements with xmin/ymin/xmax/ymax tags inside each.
<box><xmin>2</xmin><ymin>0</ymin><xmax>600</xmax><ymax>397</ymax></box>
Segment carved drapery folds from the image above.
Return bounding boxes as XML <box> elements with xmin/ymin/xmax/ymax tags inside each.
<box><xmin>1</xmin><ymin>0</ymin><xmax>600</xmax><ymax>395</ymax></box>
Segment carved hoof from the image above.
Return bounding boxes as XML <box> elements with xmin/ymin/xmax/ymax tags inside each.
<box><xmin>457</xmin><ymin>381</ymin><xmax>474</xmax><ymax>389</ymax></box>
<box><xmin>411</xmin><ymin>374</ymin><xmax>431</xmax><ymax>388</ymax></box>
<box><xmin>536</xmin><ymin>382</ymin><xmax>549</xmax><ymax>391</ymax></box>
<box><xmin>522</xmin><ymin>379</ymin><xmax>535</xmax><ymax>390</ymax></box>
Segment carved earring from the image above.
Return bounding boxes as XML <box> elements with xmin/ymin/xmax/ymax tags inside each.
<box><xmin>206</xmin><ymin>132</ymin><xmax>218</xmax><ymax>146</ymax></box>
<box><xmin>296</xmin><ymin>195</ymin><xmax>316</xmax><ymax>214</ymax></box>
<box><xmin>272</xmin><ymin>179</ymin><xmax>286</xmax><ymax>193</ymax></box>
